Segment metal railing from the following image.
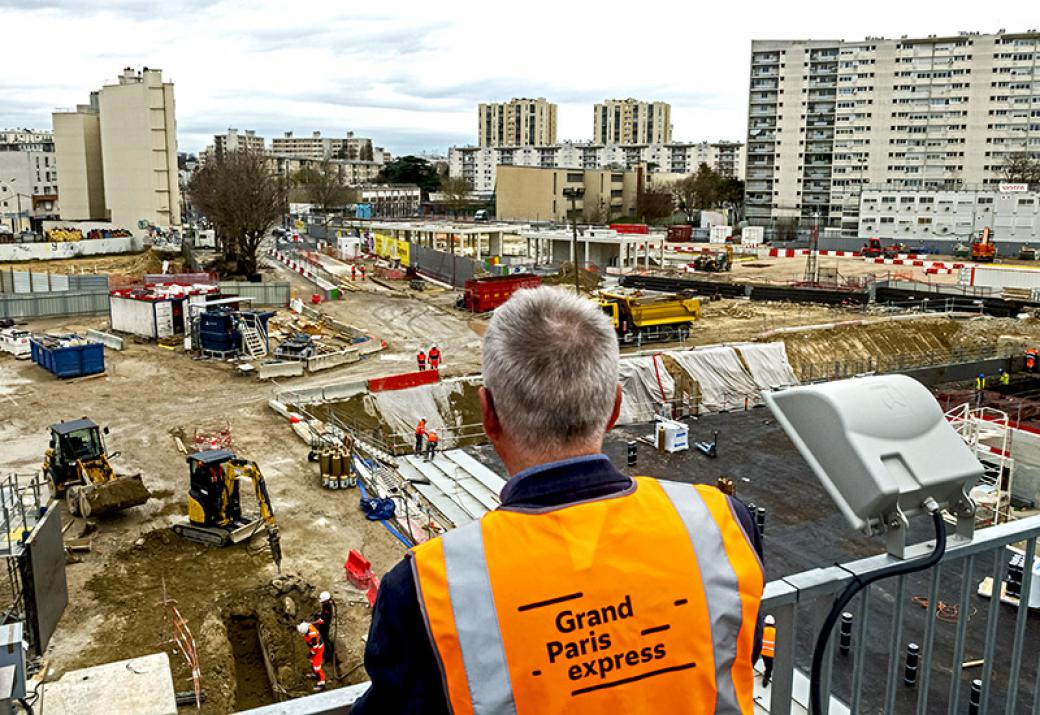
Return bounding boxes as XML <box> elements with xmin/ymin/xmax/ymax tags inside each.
<box><xmin>763</xmin><ymin>514</ymin><xmax>1040</xmax><ymax>714</ymax></box>
<box><xmin>797</xmin><ymin>345</ymin><xmax>1012</xmax><ymax>383</ymax></box>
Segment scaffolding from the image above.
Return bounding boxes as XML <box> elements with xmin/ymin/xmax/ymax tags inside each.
<box><xmin>945</xmin><ymin>403</ymin><xmax>1016</xmax><ymax>525</ymax></box>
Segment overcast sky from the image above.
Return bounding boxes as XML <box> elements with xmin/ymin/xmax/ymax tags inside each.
<box><xmin>0</xmin><ymin>1</ymin><xmax>1029</xmax><ymax>156</ymax></box>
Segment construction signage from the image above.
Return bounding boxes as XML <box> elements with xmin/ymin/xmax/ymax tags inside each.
<box><xmin>373</xmin><ymin>234</ymin><xmax>410</xmax><ymax>267</ymax></box>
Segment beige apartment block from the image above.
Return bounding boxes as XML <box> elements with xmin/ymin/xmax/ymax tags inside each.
<box><xmin>495</xmin><ymin>165</ymin><xmax>638</xmax><ymax>222</ymax></box>
<box><xmin>214</xmin><ymin>128</ymin><xmax>265</xmax><ymax>158</ymax></box>
<box><xmin>53</xmin><ymin>67</ymin><xmax>181</xmax><ymax>230</ymax></box>
<box><xmin>53</xmin><ymin>101</ymin><xmax>106</xmax><ymax>221</ymax></box>
<box><xmin>270</xmin><ymin>131</ymin><xmax>378</xmax><ymax>162</ymax></box>
<box><xmin>746</xmin><ymin>31</ymin><xmax>1040</xmax><ymax>230</ymax></box>
<box><xmin>594</xmin><ymin>99</ymin><xmax>672</xmax><ymax>145</ymax></box>
<box><xmin>479</xmin><ymin>98</ymin><xmax>557</xmax><ymax>148</ymax></box>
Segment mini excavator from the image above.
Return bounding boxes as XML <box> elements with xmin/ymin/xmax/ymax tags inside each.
<box><xmin>172</xmin><ymin>449</ymin><xmax>282</xmax><ymax>570</ymax></box>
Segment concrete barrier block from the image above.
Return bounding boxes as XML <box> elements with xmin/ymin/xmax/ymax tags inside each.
<box><xmin>257</xmin><ymin>360</ymin><xmax>305</xmax><ymax>380</ymax></box>
<box><xmin>86</xmin><ymin>329</ymin><xmax>124</xmax><ymax>351</ymax></box>
<box><xmin>306</xmin><ymin>348</ymin><xmax>361</xmax><ymax>373</ymax></box>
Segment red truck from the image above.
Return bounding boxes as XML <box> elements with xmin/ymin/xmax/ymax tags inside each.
<box><xmin>861</xmin><ymin>238</ymin><xmax>905</xmax><ymax>259</ymax></box>
<box><xmin>461</xmin><ymin>274</ymin><xmax>542</xmax><ymax>312</ymax></box>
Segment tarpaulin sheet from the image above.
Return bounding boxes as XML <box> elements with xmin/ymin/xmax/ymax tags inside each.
<box><xmin>617</xmin><ymin>355</ymin><xmax>675</xmax><ymax>425</ymax></box>
<box><xmin>735</xmin><ymin>342</ymin><xmax>799</xmax><ymax>391</ymax></box>
<box><xmin>367</xmin><ymin>381</ymin><xmax>465</xmax><ymax>447</ymax></box>
<box><xmin>666</xmin><ymin>346</ymin><xmax>761</xmax><ymax>413</ymax></box>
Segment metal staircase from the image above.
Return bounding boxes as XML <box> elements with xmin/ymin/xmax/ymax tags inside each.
<box><xmin>238</xmin><ymin>315</ymin><xmax>268</xmax><ymax>358</ymax></box>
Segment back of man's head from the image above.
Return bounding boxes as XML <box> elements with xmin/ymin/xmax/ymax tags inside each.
<box><xmin>482</xmin><ymin>286</ymin><xmax>619</xmax><ymax>454</ymax></box>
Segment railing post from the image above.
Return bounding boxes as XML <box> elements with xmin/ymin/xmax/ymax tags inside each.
<box><xmin>769</xmin><ymin>597</ymin><xmax>798</xmax><ymax>715</ymax></box>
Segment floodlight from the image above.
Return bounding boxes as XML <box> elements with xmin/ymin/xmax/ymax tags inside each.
<box><xmin>764</xmin><ymin>374</ymin><xmax>982</xmax><ymax>715</ymax></box>
<box><xmin>764</xmin><ymin>373</ymin><xmax>981</xmax><ymax>556</ymax></box>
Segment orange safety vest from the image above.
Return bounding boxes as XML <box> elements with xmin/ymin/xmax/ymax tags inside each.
<box><xmin>418</xmin><ymin>352</ymin><xmax>427</xmax><ymax>366</ymax></box>
<box><xmin>427</xmin><ymin>431</ymin><xmax>438</xmax><ymax>445</ymax></box>
<box><xmin>302</xmin><ymin>623</ymin><xmax>323</xmax><ymax>654</ymax></box>
<box><xmin>430</xmin><ymin>348</ymin><xmax>441</xmax><ymax>363</ymax></box>
<box><xmin>411</xmin><ymin>478</ymin><xmax>764</xmax><ymax>714</ymax></box>
<box><xmin>761</xmin><ymin>625</ymin><xmax>775</xmax><ymax>659</ymax></box>
<box><xmin>416</xmin><ymin>420</ymin><xmax>427</xmax><ymax>436</ymax></box>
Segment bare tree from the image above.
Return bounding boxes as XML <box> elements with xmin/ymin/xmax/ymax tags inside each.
<box><xmin>293</xmin><ymin>158</ymin><xmax>356</xmax><ymax>214</ymax></box>
<box><xmin>440</xmin><ymin>175</ymin><xmax>472</xmax><ymax>218</ymax></box>
<box><xmin>583</xmin><ymin>197</ymin><xmax>608</xmax><ymax>224</ymax></box>
<box><xmin>1003</xmin><ymin>152</ymin><xmax>1040</xmax><ymax>186</ymax></box>
<box><xmin>189</xmin><ymin>150</ymin><xmax>287</xmax><ymax>277</ymax></box>
<box><xmin>637</xmin><ymin>189</ymin><xmax>674</xmax><ymax>223</ymax></box>
<box><xmin>671</xmin><ymin>175</ymin><xmax>698</xmax><ymax>222</ymax></box>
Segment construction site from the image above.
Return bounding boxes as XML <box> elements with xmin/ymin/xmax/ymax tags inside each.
<box><xmin>5</xmin><ymin>221</ymin><xmax>1040</xmax><ymax>713</ymax></box>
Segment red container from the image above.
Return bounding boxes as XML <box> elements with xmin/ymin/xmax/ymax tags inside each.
<box><xmin>610</xmin><ymin>223</ymin><xmax>649</xmax><ymax>235</ymax></box>
<box><xmin>462</xmin><ymin>274</ymin><xmax>542</xmax><ymax>313</ymax></box>
<box><xmin>666</xmin><ymin>225</ymin><xmax>693</xmax><ymax>242</ymax></box>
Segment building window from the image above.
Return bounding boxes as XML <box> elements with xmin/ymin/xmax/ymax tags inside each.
<box><xmin>566</xmin><ymin>172</ymin><xmax>583</xmax><ymax>183</ymax></box>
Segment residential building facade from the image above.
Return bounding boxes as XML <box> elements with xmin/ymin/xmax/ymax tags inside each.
<box><xmin>478</xmin><ymin>98</ymin><xmax>558</xmax><ymax>148</ymax></box>
<box><xmin>858</xmin><ymin>185</ymin><xmax>1040</xmax><ymax>243</ymax></box>
<box><xmin>54</xmin><ymin>67</ymin><xmax>181</xmax><ymax>230</ymax></box>
<box><xmin>495</xmin><ymin>165</ymin><xmax>639</xmax><ymax>222</ymax></box>
<box><xmin>270</xmin><ymin>131</ymin><xmax>385</xmax><ymax>163</ymax></box>
<box><xmin>594</xmin><ymin>99</ymin><xmax>672</xmax><ymax>145</ymax></box>
<box><xmin>268</xmin><ymin>155</ymin><xmax>383</xmax><ymax>187</ymax></box>
<box><xmin>450</xmin><ymin>141</ymin><xmax>745</xmax><ymax>194</ymax></box>
<box><xmin>746</xmin><ymin>31</ymin><xmax>1040</xmax><ymax>231</ymax></box>
<box><xmin>360</xmin><ymin>184</ymin><xmax>422</xmax><ymax>218</ymax></box>
<box><xmin>214</xmin><ymin>128</ymin><xmax>265</xmax><ymax>158</ymax></box>
<box><xmin>0</xmin><ymin>129</ymin><xmax>59</xmax><ymax>231</ymax></box>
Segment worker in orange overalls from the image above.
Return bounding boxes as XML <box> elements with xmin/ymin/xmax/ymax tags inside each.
<box><xmin>761</xmin><ymin>614</ymin><xmax>776</xmax><ymax>687</ymax></box>
<box><xmin>1026</xmin><ymin>349</ymin><xmax>1038</xmax><ymax>372</ymax></box>
<box><xmin>360</xmin><ymin>265</ymin><xmax>366</xmax><ymax>280</ymax></box>
<box><xmin>351</xmin><ymin>264</ymin><xmax>356</xmax><ymax>281</ymax></box>
<box><xmin>414</xmin><ymin>418</ymin><xmax>426</xmax><ymax>456</ymax></box>
<box><xmin>428</xmin><ymin>345</ymin><xmax>442</xmax><ymax>370</ymax></box>
<box><xmin>417</xmin><ymin>350</ymin><xmax>427</xmax><ymax>371</ymax></box>
<box><xmin>424</xmin><ymin>429</ymin><xmax>438</xmax><ymax>461</ymax></box>
<box><xmin>297</xmin><ymin>621</ymin><xmax>326</xmax><ymax>690</ymax></box>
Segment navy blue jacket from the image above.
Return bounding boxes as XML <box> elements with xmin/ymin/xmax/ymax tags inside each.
<box><xmin>351</xmin><ymin>454</ymin><xmax>764</xmax><ymax>714</ymax></box>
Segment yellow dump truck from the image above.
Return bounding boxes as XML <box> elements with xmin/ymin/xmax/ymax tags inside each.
<box><xmin>598</xmin><ymin>290</ymin><xmax>700</xmax><ymax>344</ymax></box>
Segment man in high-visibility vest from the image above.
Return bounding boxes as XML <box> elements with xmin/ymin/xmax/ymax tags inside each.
<box><xmin>352</xmin><ymin>286</ymin><xmax>765</xmax><ymax>714</ymax></box>
<box><xmin>999</xmin><ymin>369</ymin><xmax>1010</xmax><ymax>387</ymax></box>
<box><xmin>297</xmin><ymin>621</ymin><xmax>326</xmax><ymax>690</ymax></box>
<box><xmin>761</xmin><ymin>614</ymin><xmax>776</xmax><ymax>687</ymax></box>
<box><xmin>429</xmin><ymin>345</ymin><xmax>442</xmax><ymax>370</ymax></box>
<box><xmin>415</xmin><ymin>419</ymin><xmax>427</xmax><ymax>456</ymax></box>
<box><xmin>424</xmin><ymin>429</ymin><xmax>438</xmax><ymax>461</ymax></box>
<box><xmin>417</xmin><ymin>350</ymin><xmax>427</xmax><ymax>371</ymax></box>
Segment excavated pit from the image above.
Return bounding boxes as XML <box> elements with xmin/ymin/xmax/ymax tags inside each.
<box><xmin>227</xmin><ymin>615</ymin><xmax>274</xmax><ymax>710</ymax></box>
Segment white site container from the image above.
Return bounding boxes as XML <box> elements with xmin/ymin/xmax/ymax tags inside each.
<box><xmin>962</xmin><ymin>264</ymin><xmax>1040</xmax><ymax>294</ymax></box>
<box><xmin>709</xmin><ymin>225</ymin><xmax>732</xmax><ymax>244</ymax></box>
<box><xmin>741</xmin><ymin>226</ymin><xmax>765</xmax><ymax>247</ymax></box>
<box><xmin>0</xmin><ymin>328</ymin><xmax>31</xmax><ymax>358</ymax></box>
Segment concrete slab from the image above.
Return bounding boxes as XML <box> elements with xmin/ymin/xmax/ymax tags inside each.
<box><xmin>41</xmin><ymin>652</ymin><xmax>177</xmax><ymax>715</ymax></box>
<box><xmin>257</xmin><ymin>360</ymin><xmax>305</xmax><ymax>380</ymax></box>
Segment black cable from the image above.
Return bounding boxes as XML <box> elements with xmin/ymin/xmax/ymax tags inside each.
<box><xmin>809</xmin><ymin>509</ymin><xmax>947</xmax><ymax>714</ymax></box>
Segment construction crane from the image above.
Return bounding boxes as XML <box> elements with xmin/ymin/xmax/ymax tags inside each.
<box><xmin>173</xmin><ymin>450</ymin><xmax>282</xmax><ymax>571</ymax></box>
<box><xmin>42</xmin><ymin>418</ymin><xmax>151</xmax><ymax>518</ymax></box>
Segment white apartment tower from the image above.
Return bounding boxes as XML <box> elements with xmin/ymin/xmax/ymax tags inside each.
<box><xmin>214</xmin><ymin>128</ymin><xmax>265</xmax><ymax>158</ymax></box>
<box><xmin>745</xmin><ymin>31</ymin><xmax>1040</xmax><ymax>230</ymax></box>
<box><xmin>54</xmin><ymin>67</ymin><xmax>180</xmax><ymax>229</ymax></box>
<box><xmin>594</xmin><ymin>99</ymin><xmax>672</xmax><ymax>145</ymax></box>
<box><xmin>478</xmin><ymin>98</ymin><xmax>558</xmax><ymax>148</ymax></box>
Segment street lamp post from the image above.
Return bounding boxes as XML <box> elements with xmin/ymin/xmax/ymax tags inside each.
<box><xmin>562</xmin><ymin>187</ymin><xmax>585</xmax><ymax>295</ymax></box>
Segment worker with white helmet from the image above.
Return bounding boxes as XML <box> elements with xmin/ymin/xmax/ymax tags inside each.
<box><xmin>297</xmin><ymin>620</ymin><xmax>326</xmax><ymax>690</ymax></box>
<box><xmin>313</xmin><ymin>591</ymin><xmax>336</xmax><ymax>666</ymax></box>
<box><xmin>761</xmin><ymin>614</ymin><xmax>776</xmax><ymax>687</ymax></box>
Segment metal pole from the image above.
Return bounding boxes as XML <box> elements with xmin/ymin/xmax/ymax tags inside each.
<box><xmin>571</xmin><ymin>195</ymin><xmax>580</xmax><ymax>296</ymax></box>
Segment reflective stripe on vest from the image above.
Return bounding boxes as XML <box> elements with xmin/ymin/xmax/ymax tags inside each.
<box><xmin>761</xmin><ymin>626</ymin><xmax>776</xmax><ymax>659</ymax></box>
<box><xmin>411</xmin><ymin>477</ymin><xmax>763</xmax><ymax>715</ymax></box>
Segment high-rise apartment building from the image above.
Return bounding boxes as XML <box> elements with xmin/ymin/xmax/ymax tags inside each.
<box><xmin>214</xmin><ymin>128</ymin><xmax>265</xmax><ymax>158</ymax></box>
<box><xmin>745</xmin><ymin>31</ymin><xmax>1040</xmax><ymax>230</ymax></box>
<box><xmin>594</xmin><ymin>99</ymin><xmax>672</xmax><ymax>145</ymax></box>
<box><xmin>54</xmin><ymin>67</ymin><xmax>180</xmax><ymax>229</ymax></box>
<box><xmin>478</xmin><ymin>98</ymin><xmax>557</xmax><ymax>148</ymax></box>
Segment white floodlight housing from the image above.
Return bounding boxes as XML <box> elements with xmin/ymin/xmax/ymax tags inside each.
<box><xmin>764</xmin><ymin>374</ymin><xmax>981</xmax><ymax>557</ymax></box>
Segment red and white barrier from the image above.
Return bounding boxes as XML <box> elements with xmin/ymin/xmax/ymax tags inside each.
<box><xmin>765</xmin><ymin>248</ymin><xmax>862</xmax><ymax>258</ymax></box>
<box><xmin>864</xmin><ymin>257</ymin><xmax>966</xmax><ymax>270</ymax></box>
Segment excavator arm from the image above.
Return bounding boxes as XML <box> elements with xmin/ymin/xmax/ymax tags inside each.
<box><xmin>226</xmin><ymin>460</ymin><xmax>282</xmax><ymax>571</ymax></box>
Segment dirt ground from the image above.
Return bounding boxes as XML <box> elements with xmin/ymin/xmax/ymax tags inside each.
<box><xmin>0</xmin><ymin>319</ymin><xmax>404</xmax><ymax>713</ymax></box>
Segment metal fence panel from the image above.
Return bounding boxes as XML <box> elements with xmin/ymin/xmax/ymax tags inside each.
<box><xmin>0</xmin><ymin>289</ymin><xmax>110</xmax><ymax>319</ymax></box>
<box><xmin>218</xmin><ymin>281</ymin><xmax>291</xmax><ymax>306</ymax></box>
<box><xmin>409</xmin><ymin>243</ymin><xmax>476</xmax><ymax>288</ymax></box>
